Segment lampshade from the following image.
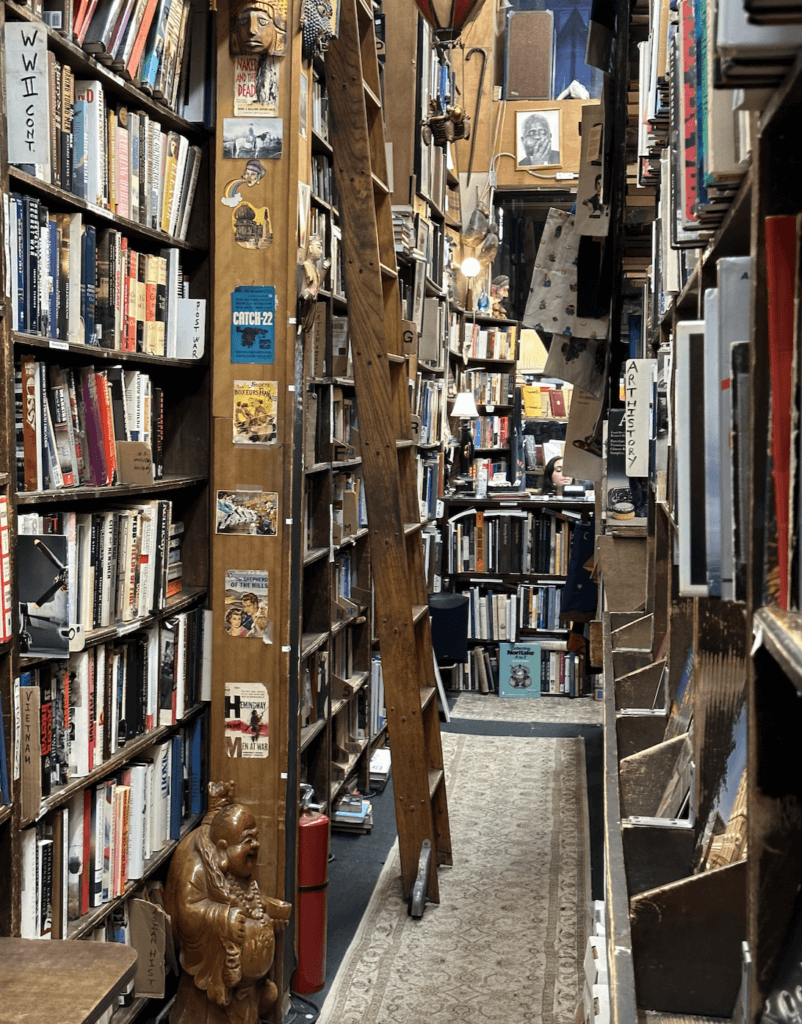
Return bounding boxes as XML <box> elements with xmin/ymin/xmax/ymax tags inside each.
<box><xmin>412</xmin><ymin>0</ymin><xmax>488</xmax><ymax>43</ymax></box>
<box><xmin>451</xmin><ymin>391</ymin><xmax>480</xmax><ymax>419</ymax></box>
<box><xmin>459</xmin><ymin>257</ymin><xmax>481</xmax><ymax>279</ymax></box>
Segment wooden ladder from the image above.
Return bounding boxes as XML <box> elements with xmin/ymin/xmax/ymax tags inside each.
<box><xmin>326</xmin><ymin>0</ymin><xmax>452</xmax><ymax>903</ymax></box>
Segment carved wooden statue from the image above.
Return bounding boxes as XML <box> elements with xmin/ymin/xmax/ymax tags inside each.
<box><xmin>229</xmin><ymin>0</ymin><xmax>287</xmax><ymax>57</ymax></box>
<box><xmin>490</xmin><ymin>275</ymin><xmax>509</xmax><ymax>319</ymax></box>
<box><xmin>164</xmin><ymin>781</ymin><xmax>291</xmax><ymax>1024</ymax></box>
<box><xmin>297</xmin><ymin>233</ymin><xmax>331</xmax><ymax>333</ymax></box>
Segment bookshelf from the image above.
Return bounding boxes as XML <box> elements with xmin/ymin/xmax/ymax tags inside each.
<box><xmin>598</xmin><ymin>1</ymin><xmax>802</xmax><ymax>1021</ymax></box>
<box><xmin>0</xmin><ymin>0</ymin><xmax>212</xmax><ymax>1015</ymax></box>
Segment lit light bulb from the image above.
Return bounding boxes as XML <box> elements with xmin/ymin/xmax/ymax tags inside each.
<box><xmin>459</xmin><ymin>257</ymin><xmax>481</xmax><ymax>279</ymax></box>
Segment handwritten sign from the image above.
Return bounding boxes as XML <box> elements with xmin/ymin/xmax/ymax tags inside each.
<box><xmin>129</xmin><ymin>899</ymin><xmax>166</xmax><ymax>998</ymax></box>
<box><xmin>115</xmin><ymin>442</ymin><xmax>155</xmax><ymax>486</ymax></box>
<box><xmin>623</xmin><ymin>359</ymin><xmax>656</xmax><ymax>478</ymax></box>
<box><xmin>4</xmin><ymin>23</ymin><xmax>49</xmax><ymax>165</ymax></box>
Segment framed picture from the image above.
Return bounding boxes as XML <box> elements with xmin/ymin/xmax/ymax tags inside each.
<box><xmin>515</xmin><ymin>109</ymin><xmax>562</xmax><ymax>169</ymax></box>
<box><xmin>222</xmin><ymin>117</ymin><xmax>283</xmax><ymax>160</ymax></box>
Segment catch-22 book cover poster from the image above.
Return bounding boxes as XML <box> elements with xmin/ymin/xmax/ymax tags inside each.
<box><xmin>231</xmin><ymin>285</ymin><xmax>276</xmax><ymax>363</ymax></box>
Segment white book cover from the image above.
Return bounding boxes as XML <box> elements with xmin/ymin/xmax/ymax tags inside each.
<box><xmin>718</xmin><ymin>256</ymin><xmax>752</xmax><ymax>601</ymax></box>
<box><xmin>74</xmin><ymin>81</ymin><xmax>105</xmax><ymax>208</ymax></box>
<box><xmin>168</xmin><ymin>135</ymin><xmax>189</xmax><ymax>238</ymax></box>
<box><xmin>675</xmin><ymin>321</ymin><xmax>710</xmax><ymax>597</ymax></box>
<box><xmin>68</xmin><ymin>650</ymin><xmax>91</xmax><ymax>777</ymax></box>
<box><xmin>20</xmin><ymin>828</ymin><xmax>38</xmax><ymax>939</ymax></box>
<box><xmin>76</xmin><ymin>513</ymin><xmax>94</xmax><ymax>631</ymax></box>
<box><xmin>175</xmin><ymin>613</ymin><xmax>187</xmax><ymax>720</ymax></box>
<box><xmin>127</xmin><ymin>763</ymin><xmax>149</xmax><ymax>880</ymax></box>
<box><xmin>67</xmin><ymin>791</ymin><xmax>84</xmax><ymax>920</ymax></box>
<box><xmin>92</xmin><ymin>782</ymin><xmax>105</xmax><ymax>907</ymax></box>
<box><xmin>94</xmin><ymin>643</ymin><xmax>106</xmax><ymax>765</ymax></box>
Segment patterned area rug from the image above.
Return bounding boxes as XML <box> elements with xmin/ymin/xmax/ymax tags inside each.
<box><xmin>317</xmin><ymin>733</ymin><xmax>589</xmax><ymax>1024</ymax></box>
<box><xmin>450</xmin><ymin>691</ymin><xmax>603</xmax><ymax>725</ymax></box>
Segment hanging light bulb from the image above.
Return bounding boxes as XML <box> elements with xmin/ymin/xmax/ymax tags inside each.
<box><xmin>411</xmin><ymin>0</ymin><xmax>489</xmax><ymax>45</ymax></box>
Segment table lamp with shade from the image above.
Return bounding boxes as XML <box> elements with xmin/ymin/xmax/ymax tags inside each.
<box><xmin>451</xmin><ymin>390</ymin><xmax>480</xmax><ymax>490</ymax></box>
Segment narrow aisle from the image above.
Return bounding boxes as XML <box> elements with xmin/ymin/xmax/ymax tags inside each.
<box><xmin>299</xmin><ymin>696</ymin><xmax>603</xmax><ymax>1024</ymax></box>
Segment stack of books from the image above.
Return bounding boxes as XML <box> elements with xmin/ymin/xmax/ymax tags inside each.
<box><xmin>331</xmin><ymin>792</ymin><xmax>372</xmax><ymax>833</ymax></box>
<box><xmin>369</xmin><ymin>747</ymin><xmax>391</xmax><ymax>792</ymax></box>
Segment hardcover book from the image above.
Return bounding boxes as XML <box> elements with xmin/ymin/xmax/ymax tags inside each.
<box><xmin>498</xmin><ymin>642</ymin><xmax>542</xmax><ymax>698</ymax></box>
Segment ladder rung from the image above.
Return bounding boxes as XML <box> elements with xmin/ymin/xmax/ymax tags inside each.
<box><xmin>404</xmin><ymin>521</ymin><xmax>423</xmax><ymax>536</ymax></box>
<box><xmin>303</xmin><ymin>546</ymin><xmax>329</xmax><ymax>567</ymax></box>
<box><xmin>428</xmin><ymin>768</ymin><xmax>444</xmax><ymax>798</ymax></box>
<box><xmin>301</xmin><ymin>631</ymin><xmax>330</xmax><ymax>659</ymax></box>
<box><xmin>364</xmin><ymin>82</ymin><xmax>382</xmax><ymax>110</ymax></box>
<box><xmin>397</xmin><ymin>439</ymin><xmax>414</xmax><ymax>449</ymax></box>
<box><xmin>387</xmin><ymin>352</ymin><xmax>405</xmax><ymax>364</ymax></box>
<box><xmin>420</xmin><ymin>686</ymin><xmax>437</xmax><ymax>709</ymax></box>
<box><xmin>372</xmin><ymin>172</ymin><xmax>390</xmax><ymax>194</ymax></box>
<box><xmin>412</xmin><ymin>604</ymin><xmax>428</xmax><ymax>624</ymax></box>
<box><xmin>380</xmin><ymin>262</ymin><xmax>398</xmax><ymax>280</ymax></box>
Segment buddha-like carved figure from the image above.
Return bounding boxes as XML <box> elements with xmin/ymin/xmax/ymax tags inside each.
<box><xmin>164</xmin><ymin>782</ymin><xmax>291</xmax><ymax>1024</ymax></box>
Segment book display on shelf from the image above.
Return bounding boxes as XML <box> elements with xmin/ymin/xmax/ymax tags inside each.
<box><xmin>0</xmin><ymin>0</ymin><xmax>211</xmax><ymax>1002</ymax></box>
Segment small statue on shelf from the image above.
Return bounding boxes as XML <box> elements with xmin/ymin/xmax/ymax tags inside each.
<box><xmin>163</xmin><ymin>781</ymin><xmax>291</xmax><ymax>1024</ymax></box>
<box><xmin>490</xmin><ymin>275</ymin><xmax>510</xmax><ymax>319</ymax></box>
<box><xmin>297</xmin><ymin>233</ymin><xmax>331</xmax><ymax>333</ymax></box>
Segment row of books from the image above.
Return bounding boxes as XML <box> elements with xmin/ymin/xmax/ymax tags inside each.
<box><xmin>464</xmin><ymin>323</ymin><xmax>517</xmax><ymax>361</ymax></box>
<box><xmin>418</xmin><ymin>453</ymin><xmax>445</xmax><ymax>524</ymax></box>
<box><xmin>470</xmin><ymin>456</ymin><xmax>511</xmax><ymax>484</ymax></box>
<box><xmin>446</xmin><ymin>645</ymin><xmax>500</xmax><ymax>693</ymax></box>
<box><xmin>17</xmin><ymin>65</ymin><xmax>202</xmax><ymax>235</ymax></box>
<box><xmin>17</xmin><ymin>358</ymin><xmax>164</xmax><ymax>492</ymax></box>
<box><xmin>20</xmin><ymin>716</ymin><xmax>204</xmax><ymax>939</ymax></box>
<box><xmin>413</xmin><ymin>378</ymin><xmax>444</xmax><ymax>446</ymax></box>
<box><xmin>460</xmin><ymin>587</ymin><xmax>518</xmax><ymax>643</ymax></box>
<box><xmin>463</xmin><ymin>370</ymin><xmax>515</xmax><ymax>408</ymax></box>
<box><xmin>421</xmin><ymin>526</ymin><xmax>444</xmax><ymax>594</ymax></box>
<box><xmin>469</xmin><ymin>415</ymin><xmax>511</xmax><ymax>450</ymax></box>
<box><xmin>311</xmin><ymin>68</ymin><xmax>330</xmax><ymax>143</ymax></box>
<box><xmin>17</xmin><ymin>503</ymin><xmax>180</xmax><ymax>651</ymax></box>
<box><xmin>310</xmin><ymin>153</ymin><xmax>336</xmax><ymax>207</ymax></box>
<box><xmin>521</xmin><ymin>383</ymin><xmax>572</xmax><ymax>420</ymax></box>
<box><xmin>446</xmin><ymin>508</ymin><xmax>574</xmax><ymax>576</ymax></box>
<box><xmin>498</xmin><ymin>641</ymin><xmax>582</xmax><ymax>697</ymax></box>
<box><xmin>38</xmin><ymin>0</ymin><xmax>197</xmax><ymax>112</ymax></box>
<box><xmin>518</xmin><ymin>583</ymin><xmax>565</xmax><ymax>633</ymax></box>
<box><xmin>19</xmin><ymin>607</ymin><xmax>206</xmax><ymax>807</ymax></box>
<box><xmin>7</xmin><ymin>197</ymin><xmax>204</xmax><ymax>354</ymax></box>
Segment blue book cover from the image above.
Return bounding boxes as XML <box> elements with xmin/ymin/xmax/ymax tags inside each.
<box><xmin>230</xmin><ymin>285</ymin><xmax>276</xmax><ymax>363</ymax></box>
<box><xmin>498</xmin><ymin>642</ymin><xmax>541</xmax><ymax>698</ymax></box>
<box><xmin>141</xmin><ymin>0</ymin><xmax>171</xmax><ymax>92</ymax></box>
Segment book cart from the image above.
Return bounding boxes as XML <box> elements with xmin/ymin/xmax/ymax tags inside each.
<box><xmin>0</xmin><ymin>0</ymin><xmax>212</xmax><ymax>1017</ymax></box>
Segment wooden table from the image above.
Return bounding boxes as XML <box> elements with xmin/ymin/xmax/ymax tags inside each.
<box><xmin>0</xmin><ymin>938</ymin><xmax>138</xmax><ymax>1024</ymax></box>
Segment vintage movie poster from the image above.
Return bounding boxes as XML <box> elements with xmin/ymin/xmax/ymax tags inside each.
<box><xmin>233</xmin><ymin>56</ymin><xmax>280</xmax><ymax>117</ymax></box>
<box><xmin>215</xmin><ymin>489</ymin><xmax>278</xmax><ymax>536</ymax></box>
<box><xmin>224</xmin><ymin>682</ymin><xmax>269</xmax><ymax>758</ymax></box>
<box><xmin>231</xmin><ymin>287</ymin><xmax>276</xmax><ymax>364</ymax></box>
<box><xmin>224</xmin><ymin>570</ymin><xmax>269</xmax><ymax>639</ymax></box>
<box><xmin>233</xmin><ymin>380</ymin><xmax>278</xmax><ymax>445</ymax></box>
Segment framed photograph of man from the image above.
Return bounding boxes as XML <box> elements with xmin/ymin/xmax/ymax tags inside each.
<box><xmin>516</xmin><ymin>109</ymin><xmax>562</xmax><ymax>169</ymax></box>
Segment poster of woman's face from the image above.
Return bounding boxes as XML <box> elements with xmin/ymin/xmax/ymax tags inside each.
<box><xmin>516</xmin><ymin>109</ymin><xmax>562</xmax><ymax>169</ymax></box>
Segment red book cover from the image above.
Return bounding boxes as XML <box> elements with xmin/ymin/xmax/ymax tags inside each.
<box><xmin>95</xmin><ymin>371</ymin><xmax>119</xmax><ymax>485</ymax></box>
<box><xmin>126</xmin><ymin>0</ymin><xmax>160</xmax><ymax>80</ymax></box>
<box><xmin>80</xmin><ymin>367</ymin><xmax>109</xmax><ymax>486</ymax></box>
<box><xmin>550</xmin><ymin>389</ymin><xmax>567</xmax><ymax>418</ymax></box>
<box><xmin>765</xmin><ymin>214</ymin><xmax>797</xmax><ymax>610</ymax></box>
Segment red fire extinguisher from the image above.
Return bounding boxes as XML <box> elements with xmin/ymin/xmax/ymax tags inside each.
<box><xmin>293</xmin><ymin>784</ymin><xmax>329</xmax><ymax>994</ymax></box>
